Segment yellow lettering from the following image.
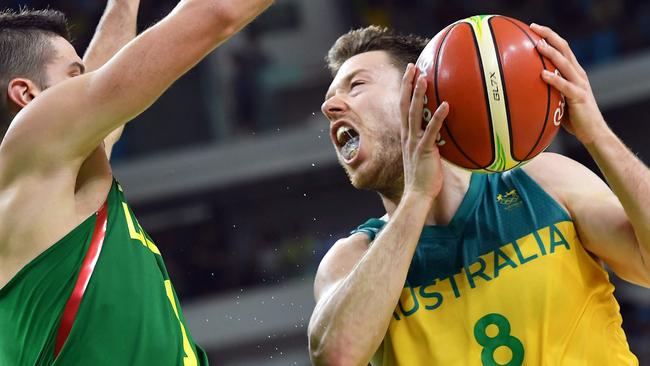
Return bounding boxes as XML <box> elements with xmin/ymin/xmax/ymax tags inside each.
<box><xmin>145</xmin><ymin>237</ymin><xmax>161</xmax><ymax>255</ymax></box>
<box><xmin>165</xmin><ymin>280</ymin><xmax>198</xmax><ymax>366</ymax></box>
<box><xmin>122</xmin><ymin>203</ymin><xmax>161</xmax><ymax>255</ymax></box>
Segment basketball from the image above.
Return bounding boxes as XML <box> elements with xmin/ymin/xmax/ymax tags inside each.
<box><xmin>416</xmin><ymin>15</ymin><xmax>566</xmax><ymax>172</ymax></box>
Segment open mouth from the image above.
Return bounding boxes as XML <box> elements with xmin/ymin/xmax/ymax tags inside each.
<box><xmin>335</xmin><ymin>125</ymin><xmax>360</xmax><ymax>162</ymax></box>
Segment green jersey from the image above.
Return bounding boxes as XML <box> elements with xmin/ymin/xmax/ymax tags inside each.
<box><xmin>0</xmin><ymin>180</ymin><xmax>209</xmax><ymax>365</ymax></box>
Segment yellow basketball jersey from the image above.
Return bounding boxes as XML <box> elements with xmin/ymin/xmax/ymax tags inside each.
<box><xmin>354</xmin><ymin>170</ymin><xmax>637</xmax><ymax>365</ymax></box>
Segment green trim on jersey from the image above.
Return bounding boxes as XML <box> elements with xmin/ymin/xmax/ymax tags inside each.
<box><xmin>352</xmin><ymin>168</ymin><xmax>572</xmax><ymax>286</ymax></box>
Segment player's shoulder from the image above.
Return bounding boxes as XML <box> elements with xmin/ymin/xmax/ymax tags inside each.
<box><xmin>319</xmin><ymin>232</ymin><xmax>371</xmax><ymax>272</ymax></box>
<box><xmin>524</xmin><ymin>151</ymin><xmax>582</xmax><ymax>170</ymax></box>
<box><xmin>522</xmin><ymin>152</ymin><xmax>596</xmax><ymax>184</ymax></box>
<box><xmin>522</xmin><ymin>152</ymin><xmax>608</xmax><ymax>206</ymax></box>
<box><xmin>313</xmin><ymin>232</ymin><xmax>371</xmax><ymax>300</ymax></box>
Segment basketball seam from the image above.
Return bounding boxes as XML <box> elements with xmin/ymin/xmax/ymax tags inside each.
<box><xmin>436</xmin><ymin>23</ymin><xmax>485</xmax><ymax>170</ymax></box>
<box><xmin>433</xmin><ymin>24</ymin><xmax>455</xmax><ymax>107</ymax></box>
<box><xmin>504</xmin><ymin>17</ymin><xmax>552</xmax><ymax>164</ymax></box>
<box><xmin>470</xmin><ymin>19</ymin><xmax>497</xmax><ymax>170</ymax></box>
<box><xmin>489</xmin><ymin>16</ymin><xmax>516</xmax><ymax>166</ymax></box>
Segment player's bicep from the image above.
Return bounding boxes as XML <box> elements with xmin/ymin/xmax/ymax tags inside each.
<box><xmin>570</xmin><ymin>188</ymin><xmax>645</xmax><ymax>284</ymax></box>
<box><xmin>561</xmin><ymin>163</ymin><xmax>647</xmax><ymax>284</ymax></box>
<box><xmin>529</xmin><ymin>154</ymin><xmax>648</xmax><ymax>285</ymax></box>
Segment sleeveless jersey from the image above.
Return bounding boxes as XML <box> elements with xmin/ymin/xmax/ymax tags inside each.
<box><xmin>353</xmin><ymin>169</ymin><xmax>637</xmax><ymax>365</ymax></box>
<box><xmin>0</xmin><ymin>180</ymin><xmax>209</xmax><ymax>366</ymax></box>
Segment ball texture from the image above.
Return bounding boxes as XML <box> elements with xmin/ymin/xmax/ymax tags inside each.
<box><xmin>416</xmin><ymin>15</ymin><xmax>565</xmax><ymax>172</ymax></box>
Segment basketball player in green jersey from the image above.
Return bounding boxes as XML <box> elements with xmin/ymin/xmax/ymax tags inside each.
<box><xmin>309</xmin><ymin>24</ymin><xmax>648</xmax><ymax>365</ymax></box>
<box><xmin>0</xmin><ymin>0</ymin><xmax>272</xmax><ymax>365</ymax></box>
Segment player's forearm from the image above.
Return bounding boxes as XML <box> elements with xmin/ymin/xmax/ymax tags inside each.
<box><xmin>309</xmin><ymin>192</ymin><xmax>432</xmax><ymax>366</ymax></box>
<box><xmin>180</xmin><ymin>0</ymin><xmax>273</xmax><ymax>40</ymax></box>
<box><xmin>584</xmin><ymin>124</ymin><xmax>650</xmax><ymax>283</ymax></box>
<box><xmin>84</xmin><ymin>0</ymin><xmax>140</xmax><ymax>158</ymax></box>
<box><xmin>83</xmin><ymin>0</ymin><xmax>140</xmax><ymax>72</ymax></box>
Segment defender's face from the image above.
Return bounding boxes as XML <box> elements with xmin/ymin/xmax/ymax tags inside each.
<box><xmin>321</xmin><ymin>51</ymin><xmax>405</xmax><ymax>193</ymax></box>
<box><xmin>4</xmin><ymin>36</ymin><xmax>85</xmax><ymax>129</ymax></box>
<box><xmin>41</xmin><ymin>36</ymin><xmax>85</xmax><ymax>89</ymax></box>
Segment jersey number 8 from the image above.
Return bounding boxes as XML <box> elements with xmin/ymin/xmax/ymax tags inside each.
<box><xmin>474</xmin><ymin>313</ymin><xmax>524</xmax><ymax>366</ymax></box>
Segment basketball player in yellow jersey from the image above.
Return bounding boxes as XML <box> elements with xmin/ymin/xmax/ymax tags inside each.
<box><xmin>308</xmin><ymin>24</ymin><xmax>648</xmax><ymax>365</ymax></box>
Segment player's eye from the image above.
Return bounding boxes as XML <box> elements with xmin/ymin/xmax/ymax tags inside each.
<box><xmin>350</xmin><ymin>80</ymin><xmax>365</xmax><ymax>89</ymax></box>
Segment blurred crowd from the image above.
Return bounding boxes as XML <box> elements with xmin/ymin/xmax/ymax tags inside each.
<box><xmin>340</xmin><ymin>0</ymin><xmax>650</xmax><ymax>67</ymax></box>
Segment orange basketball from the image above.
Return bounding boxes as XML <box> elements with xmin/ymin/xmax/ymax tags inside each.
<box><xmin>416</xmin><ymin>15</ymin><xmax>565</xmax><ymax>172</ymax></box>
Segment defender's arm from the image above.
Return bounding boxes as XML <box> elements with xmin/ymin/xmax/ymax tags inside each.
<box><xmin>0</xmin><ymin>0</ymin><xmax>273</xmax><ymax>179</ymax></box>
<box><xmin>83</xmin><ymin>0</ymin><xmax>141</xmax><ymax>159</ymax></box>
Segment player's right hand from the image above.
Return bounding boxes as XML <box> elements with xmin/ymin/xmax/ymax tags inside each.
<box><xmin>531</xmin><ymin>23</ymin><xmax>607</xmax><ymax>145</ymax></box>
<box><xmin>399</xmin><ymin>63</ymin><xmax>449</xmax><ymax>201</ymax></box>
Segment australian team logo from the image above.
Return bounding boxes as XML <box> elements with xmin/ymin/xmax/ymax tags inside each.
<box><xmin>497</xmin><ymin>189</ymin><xmax>522</xmax><ymax>210</ymax></box>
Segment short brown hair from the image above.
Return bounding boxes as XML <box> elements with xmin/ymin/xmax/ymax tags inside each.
<box><xmin>326</xmin><ymin>25</ymin><xmax>430</xmax><ymax>76</ymax></box>
<box><xmin>0</xmin><ymin>8</ymin><xmax>71</xmax><ymax>132</ymax></box>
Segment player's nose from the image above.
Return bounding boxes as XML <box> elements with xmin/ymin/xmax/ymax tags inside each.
<box><xmin>321</xmin><ymin>95</ymin><xmax>348</xmax><ymax>121</ymax></box>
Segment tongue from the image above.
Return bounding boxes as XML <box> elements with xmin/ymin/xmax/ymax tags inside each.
<box><xmin>341</xmin><ymin>136</ymin><xmax>360</xmax><ymax>161</ymax></box>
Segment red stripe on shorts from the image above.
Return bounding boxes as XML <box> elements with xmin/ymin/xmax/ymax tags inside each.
<box><xmin>54</xmin><ymin>201</ymin><xmax>108</xmax><ymax>358</ymax></box>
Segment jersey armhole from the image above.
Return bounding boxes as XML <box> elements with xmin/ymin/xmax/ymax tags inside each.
<box><xmin>511</xmin><ymin>167</ymin><xmax>572</xmax><ymax>221</ymax></box>
<box><xmin>350</xmin><ymin>218</ymin><xmax>387</xmax><ymax>242</ymax></box>
<box><xmin>370</xmin><ymin>341</ymin><xmax>384</xmax><ymax>366</ymax></box>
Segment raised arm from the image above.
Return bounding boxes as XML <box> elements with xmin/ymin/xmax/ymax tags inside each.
<box><xmin>308</xmin><ymin>66</ymin><xmax>449</xmax><ymax>365</ymax></box>
<box><xmin>83</xmin><ymin>0</ymin><xmax>140</xmax><ymax>71</ymax></box>
<box><xmin>530</xmin><ymin>23</ymin><xmax>650</xmax><ymax>287</ymax></box>
<box><xmin>0</xmin><ymin>0</ymin><xmax>272</xmax><ymax>179</ymax></box>
<box><xmin>83</xmin><ymin>0</ymin><xmax>141</xmax><ymax>159</ymax></box>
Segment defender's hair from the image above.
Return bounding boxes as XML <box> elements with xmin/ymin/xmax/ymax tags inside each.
<box><xmin>0</xmin><ymin>8</ymin><xmax>71</xmax><ymax>134</ymax></box>
<box><xmin>325</xmin><ymin>25</ymin><xmax>430</xmax><ymax>76</ymax></box>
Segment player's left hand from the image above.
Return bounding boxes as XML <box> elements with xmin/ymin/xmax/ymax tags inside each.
<box><xmin>530</xmin><ymin>23</ymin><xmax>607</xmax><ymax>145</ymax></box>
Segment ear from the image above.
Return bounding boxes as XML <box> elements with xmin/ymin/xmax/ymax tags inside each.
<box><xmin>7</xmin><ymin>78</ymin><xmax>42</xmax><ymax>110</ymax></box>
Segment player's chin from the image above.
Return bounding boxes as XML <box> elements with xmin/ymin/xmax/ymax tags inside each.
<box><xmin>339</xmin><ymin>153</ymin><xmax>382</xmax><ymax>190</ymax></box>
<box><xmin>340</xmin><ymin>162</ymin><xmax>364</xmax><ymax>189</ymax></box>
<box><xmin>349</xmin><ymin>174</ymin><xmax>367</xmax><ymax>190</ymax></box>
<box><xmin>346</xmin><ymin>167</ymin><xmax>376</xmax><ymax>191</ymax></box>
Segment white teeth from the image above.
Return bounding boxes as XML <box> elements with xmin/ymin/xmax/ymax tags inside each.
<box><xmin>336</xmin><ymin>126</ymin><xmax>352</xmax><ymax>144</ymax></box>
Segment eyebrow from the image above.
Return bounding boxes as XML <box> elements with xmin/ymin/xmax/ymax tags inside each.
<box><xmin>324</xmin><ymin>68</ymin><xmax>370</xmax><ymax>100</ymax></box>
<box><xmin>70</xmin><ymin>62</ymin><xmax>86</xmax><ymax>74</ymax></box>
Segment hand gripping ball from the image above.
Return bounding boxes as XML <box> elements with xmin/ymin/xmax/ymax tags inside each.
<box><xmin>417</xmin><ymin>15</ymin><xmax>566</xmax><ymax>172</ymax></box>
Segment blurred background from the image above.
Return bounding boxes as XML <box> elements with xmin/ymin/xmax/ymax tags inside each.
<box><xmin>9</xmin><ymin>0</ymin><xmax>650</xmax><ymax>364</ymax></box>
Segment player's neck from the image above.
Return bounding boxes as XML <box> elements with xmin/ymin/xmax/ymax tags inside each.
<box><xmin>380</xmin><ymin>164</ymin><xmax>472</xmax><ymax>226</ymax></box>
